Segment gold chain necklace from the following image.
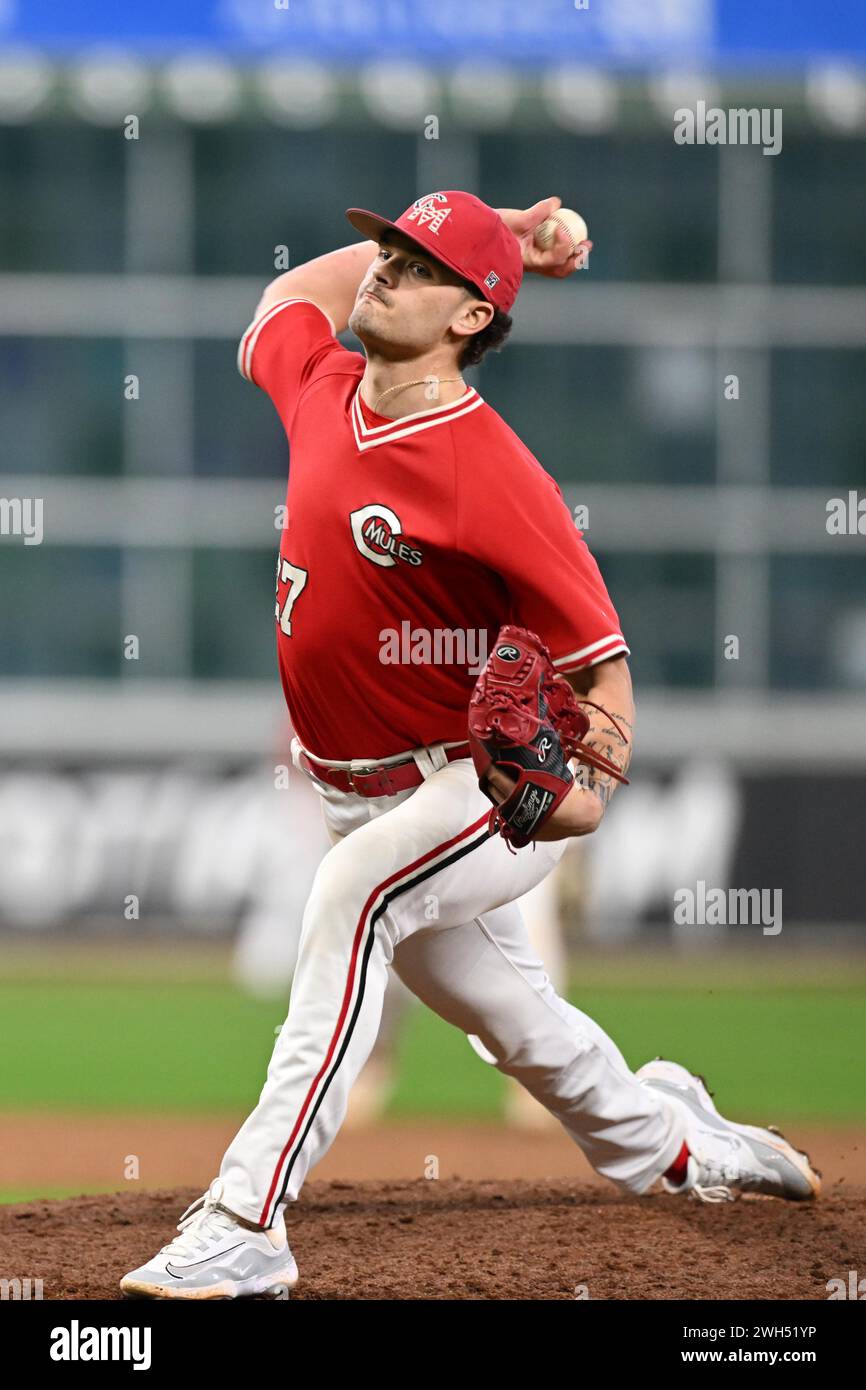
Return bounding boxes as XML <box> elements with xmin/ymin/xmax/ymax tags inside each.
<box><xmin>372</xmin><ymin>376</ymin><xmax>464</xmax><ymax>415</ymax></box>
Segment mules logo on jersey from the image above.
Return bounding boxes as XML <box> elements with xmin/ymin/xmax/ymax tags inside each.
<box><xmin>406</xmin><ymin>192</ymin><xmax>451</xmax><ymax>234</ymax></box>
<box><xmin>350</xmin><ymin>504</ymin><xmax>423</xmax><ymax>568</ymax></box>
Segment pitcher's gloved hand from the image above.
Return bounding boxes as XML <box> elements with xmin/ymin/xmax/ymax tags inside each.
<box><xmin>468</xmin><ymin>625</ymin><xmax>629</xmax><ymax>849</ymax></box>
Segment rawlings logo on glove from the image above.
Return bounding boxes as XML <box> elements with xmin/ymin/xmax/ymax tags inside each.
<box><xmin>468</xmin><ymin>625</ymin><xmax>629</xmax><ymax>849</ymax></box>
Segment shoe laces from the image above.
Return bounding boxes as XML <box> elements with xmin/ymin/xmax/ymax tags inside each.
<box><xmin>160</xmin><ymin>1178</ymin><xmax>238</xmax><ymax>1261</ymax></box>
<box><xmin>692</xmin><ymin>1181</ymin><xmax>736</xmax><ymax>1204</ymax></box>
<box><xmin>690</xmin><ymin>1142</ymin><xmax>742</xmax><ymax>1203</ymax></box>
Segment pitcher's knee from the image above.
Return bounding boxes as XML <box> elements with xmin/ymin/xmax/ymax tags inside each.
<box><xmin>477</xmin><ymin>1016</ymin><xmax>594</xmax><ymax>1084</ymax></box>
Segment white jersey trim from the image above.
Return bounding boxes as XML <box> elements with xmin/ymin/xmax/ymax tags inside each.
<box><xmin>237</xmin><ymin>297</ymin><xmax>337</xmax><ymax>384</ymax></box>
<box><xmin>552</xmin><ymin>634</ymin><xmax>630</xmax><ymax>671</ymax></box>
<box><xmin>351</xmin><ymin>383</ymin><xmax>485</xmax><ymax>452</ymax></box>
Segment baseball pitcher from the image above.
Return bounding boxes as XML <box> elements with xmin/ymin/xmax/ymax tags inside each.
<box><xmin>121</xmin><ymin>192</ymin><xmax>820</xmax><ymax>1299</ymax></box>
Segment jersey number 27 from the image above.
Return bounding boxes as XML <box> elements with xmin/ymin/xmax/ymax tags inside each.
<box><xmin>275</xmin><ymin>556</ymin><xmax>308</xmax><ymax>636</ymax></box>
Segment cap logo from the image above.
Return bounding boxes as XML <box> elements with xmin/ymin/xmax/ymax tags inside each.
<box><xmin>407</xmin><ymin>192</ymin><xmax>452</xmax><ymax>235</ymax></box>
<box><xmin>484</xmin><ymin>270</ymin><xmax>500</xmax><ymax>290</ymax></box>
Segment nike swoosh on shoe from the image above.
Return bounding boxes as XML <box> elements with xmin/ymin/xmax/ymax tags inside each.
<box><xmin>165</xmin><ymin>1243</ymin><xmax>246</xmax><ymax>1278</ymax></box>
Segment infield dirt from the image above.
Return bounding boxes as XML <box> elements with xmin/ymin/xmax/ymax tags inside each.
<box><xmin>1</xmin><ymin>1120</ymin><xmax>863</xmax><ymax>1300</ymax></box>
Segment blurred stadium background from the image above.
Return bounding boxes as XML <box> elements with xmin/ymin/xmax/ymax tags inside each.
<box><xmin>0</xmin><ymin>0</ymin><xmax>864</xmax><ymax>1202</ymax></box>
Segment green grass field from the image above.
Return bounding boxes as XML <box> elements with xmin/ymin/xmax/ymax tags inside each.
<box><xmin>3</xmin><ymin>944</ymin><xmax>864</xmax><ymax>1125</ymax></box>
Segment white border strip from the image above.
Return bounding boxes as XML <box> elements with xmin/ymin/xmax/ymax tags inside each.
<box><xmin>351</xmin><ymin>387</ymin><xmax>485</xmax><ymax>451</ymax></box>
<box><xmin>237</xmin><ymin>297</ymin><xmax>337</xmax><ymax>384</ymax></box>
<box><xmin>553</xmin><ymin>633</ymin><xmax>630</xmax><ymax>669</ymax></box>
<box><xmin>353</xmin><ymin>384</ymin><xmax>479</xmax><ymax>436</ymax></box>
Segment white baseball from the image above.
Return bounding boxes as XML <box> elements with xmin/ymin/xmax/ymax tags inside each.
<box><xmin>534</xmin><ymin>208</ymin><xmax>589</xmax><ymax>253</ymax></box>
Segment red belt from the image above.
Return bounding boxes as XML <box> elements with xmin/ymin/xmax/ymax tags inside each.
<box><xmin>297</xmin><ymin>743</ymin><xmax>471</xmax><ymax>798</ymax></box>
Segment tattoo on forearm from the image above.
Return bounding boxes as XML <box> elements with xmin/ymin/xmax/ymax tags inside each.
<box><xmin>607</xmin><ymin>712</ymin><xmax>634</xmax><ymax>734</ymax></box>
<box><xmin>574</xmin><ymin>707</ymin><xmax>634</xmax><ymax>807</ymax></box>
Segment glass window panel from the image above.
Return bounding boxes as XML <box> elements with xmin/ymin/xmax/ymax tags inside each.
<box><xmin>770</xmin><ymin>349</ymin><xmax>866</xmax><ymax>487</ymax></box>
<box><xmin>480</xmin><ymin>345</ymin><xmax>716</xmax><ymax>485</ymax></box>
<box><xmin>593</xmin><ymin>552</ymin><xmax>717</xmax><ymax>687</ymax></box>
<box><xmin>0</xmin><ymin>546</ymin><xmax>122</xmax><ymax>677</ymax></box>
<box><xmin>192</xmin><ymin>547</ymin><xmax>278</xmax><ymax>679</ymax></box>
<box><xmin>770</xmin><ymin>556</ymin><xmax>866</xmax><ymax>689</ymax></box>
<box><xmin>193</xmin><ymin>128</ymin><xmax>417</xmax><ymax>275</ymax></box>
<box><xmin>772</xmin><ymin>138</ymin><xmax>866</xmax><ymax>287</ymax></box>
<box><xmin>194</xmin><ymin>340</ymin><xmax>289</xmax><ymax>479</ymax></box>
<box><xmin>0</xmin><ymin>127</ymin><xmax>124</xmax><ymax>273</ymax></box>
<box><xmin>0</xmin><ymin>339</ymin><xmax>125</xmax><ymax>476</ymax></box>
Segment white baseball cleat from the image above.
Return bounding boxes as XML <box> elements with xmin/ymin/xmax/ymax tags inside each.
<box><xmin>120</xmin><ymin>1179</ymin><xmax>299</xmax><ymax>1300</ymax></box>
<box><xmin>637</xmin><ymin>1058</ymin><xmax>821</xmax><ymax>1204</ymax></box>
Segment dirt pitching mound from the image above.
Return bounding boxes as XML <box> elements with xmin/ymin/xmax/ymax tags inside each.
<box><xmin>2</xmin><ymin>1179</ymin><xmax>862</xmax><ymax>1301</ymax></box>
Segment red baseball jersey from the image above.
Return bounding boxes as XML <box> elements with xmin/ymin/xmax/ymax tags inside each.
<box><xmin>238</xmin><ymin>297</ymin><xmax>629</xmax><ymax>761</ymax></box>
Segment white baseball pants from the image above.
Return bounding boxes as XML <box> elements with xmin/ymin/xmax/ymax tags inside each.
<box><xmin>219</xmin><ymin>753</ymin><xmax>684</xmax><ymax>1228</ymax></box>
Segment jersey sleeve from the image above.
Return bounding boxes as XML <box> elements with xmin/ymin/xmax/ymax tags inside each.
<box><xmin>458</xmin><ymin>450</ymin><xmax>630</xmax><ymax>673</ymax></box>
<box><xmin>237</xmin><ymin>297</ymin><xmax>346</xmax><ymax>432</ymax></box>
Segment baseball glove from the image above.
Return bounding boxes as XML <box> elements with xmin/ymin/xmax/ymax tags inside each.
<box><xmin>468</xmin><ymin>624</ymin><xmax>629</xmax><ymax>849</ymax></box>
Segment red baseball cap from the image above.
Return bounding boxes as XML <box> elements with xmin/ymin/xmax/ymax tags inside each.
<box><xmin>345</xmin><ymin>191</ymin><xmax>523</xmax><ymax>314</ymax></box>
